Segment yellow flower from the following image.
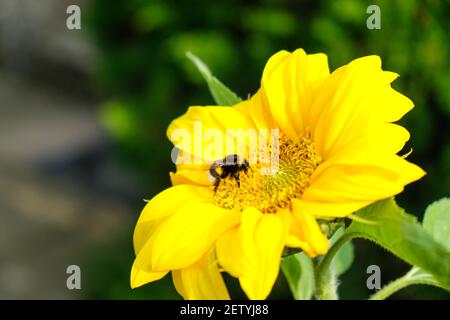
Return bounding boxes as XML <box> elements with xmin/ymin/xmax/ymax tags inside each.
<box><xmin>131</xmin><ymin>49</ymin><xmax>425</xmax><ymax>300</ymax></box>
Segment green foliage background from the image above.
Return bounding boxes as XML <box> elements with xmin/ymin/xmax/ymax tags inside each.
<box><xmin>83</xmin><ymin>0</ymin><xmax>449</xmax><ymax>299</ymax></box>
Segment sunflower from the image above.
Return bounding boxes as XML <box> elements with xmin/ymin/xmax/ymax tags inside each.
<box><xmin>130</xmin><ymin>49</ymin><xmax>425</xmax><ymax>300</ymax></box>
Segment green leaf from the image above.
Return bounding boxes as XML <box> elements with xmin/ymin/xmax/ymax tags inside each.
<box><xmin>406</xmin><ymin>268</ymin><xmax>450</xmax><ymax>292</ymax></box>
<box><xmin>186</xmin><ymin>52</ymin><xmax>242</xmax><ymax>106</ymax></box>
<box><xmin>423</xmin><ymin>198</ymin><xmax>450</xmax><ymax>250</ymax></box>
<box><xmin>329</xmin><ymin>227</ymin><xmax>354</xmax><ymax>276</ymax></box>
<box><xmin>370</xmin><ymin>266</ymin><xmax>450</xmax><ymax>300</ymax></box>
<box><xmin>281</xmin><ymin>253</ymin><xmax>315</xmax><ymax>300</ymax></box>
<box><xmin>345</xmin><ymin>198</ymin><xmax>450</xmax><ymax>287</ymax></box>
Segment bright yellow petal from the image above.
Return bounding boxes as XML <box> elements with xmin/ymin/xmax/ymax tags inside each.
<box><xmin>261</xmin><ymin>49</ymin><xmax>330</xmax><ymax>138</ymax></box>
<box><xmin>290</xmin><ymin>55</ymin><xmax>425</xmax><ymax>218</ymax></box>
<box><xmin>311</xmin><ymin>56</ymin><xmax>414</xmax><ymax>160</ymax></box>
<box><xmin>234</xmin><ymin>89</ymin><xmax>277</xmax><ymax>130</ymax></box>
<box><xmin>167</xmin><ymin>105</ymin><xmax>256</xmax><ymax>163</ymax></box>
<box><xmin>133</xmin><ymin>184</ymin><xmax>212</xmax><ymax>255</ymax></box>
<box><xmin>172</xmin><ymin>269</ymin><xmax>186</xmax><ymax>298</ymax></box>
<box><xmin>172</xmin><ymin>250</ymin><xmax>230</xmax><ymax>300</ymax></box>
<box><xmin>130</xmin><ymin>262</ymin><xmax>168</xmax><ymax>289</ymax></box>
<box><xmin>333</xmin><ymin>123</ymin><xmax>411</xmax><ymax>157</ymax></box>
<box><xmin>239</xmin><ymin>208</ymin><xmax>290</xmax><ymax>300</ymax></box>
<box><xmin>215</xmin><ymin>226</ymin><xmax>243</xmax><ymax>279</ymax></box>
<box><xmin>170</xmin><ymin>169</ymin><xmax>211</xmax><ymax>186</ymax></box>
<box><xmin>135</xmin><ymin>202</ymin><xmax>240</xmax><ymax>272</ymax></box>
<box><xmin>300</xmin><ymin>153</ymin><xmax>425</xmax><ymax>218</ymax></box>
<box><xmin>287</xmin><ymin>200</ymin><xmax>328</xmax><ymax>257</ymax></box>
<box><xmin>131</xmin><ymin>185</ymin><xmax>214</xmax><ymax>288</ymax></box>
<box><xmin>216</xmin><ymin>207</ymin><xmax>289</xmax><ymax>300</ymax></box>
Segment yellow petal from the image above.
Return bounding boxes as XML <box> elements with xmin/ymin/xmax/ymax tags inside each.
<box><xmin>215</xmin><ymin>226</ymin><xmax>243</xmax><ymax>278</ymax></box>
<box><xmin>135</xmin><ymin>202</ymin><xmax>240</xmax><ymax>272</ymax></box>
<box><xmin>287</xmin><ymin>200</ymin><xmax>328</xmax><ymax>257</ymax></box>
<box><xmin>167</xmin><ymin>105</ymin><xmax>256</xmax><ymax>163</ymax></box>
<box><xmin>297</xmin><ymin>55</ymin><xmax>425</xmax><ymax>218</ymax></box>
<box><xmin>311</xmin><ymin>56</ymin><xmax>414</xmax><ymax>159</ymax></box>
<box><xmin>216</xmin><ymin>207</ymin><xmax>289</xmax><ymax>300</ymax></box>
<box><xmin>131</xmin><ymin>185</ymin><xmax>214</xmax><ymax>288</ymax></box>
<box><xmin>172</xmin><ymin>250</ymin><xmax>230</xmax><ymax>300</ymax></box>
<box><xmin>133</xmin><ymin>184</ymin><xmax>212</xmax><ymax>254</ymax></box>
<box><xmin>170</xmin><ymin>169</ymin><xmax>211</xmax><ymax>186</ymax></box>
<box><xmin>261</xmin><ymin>49</ymin><xmax>330</xmax><ymax>138</ymax></box>
<box><xmin>300</xmin><ymin>153</ymin><xmax>425</xmax><ymax>218</ymax></box>
<box><xmin>130</xmin><ymin>262</ymin><xmax>167</xmax><ymax>289</ymax></box>
<box><xmin>332</xmin><ymin>123</ymin><xmax>411</xmax><ymax>157</ymax></box>
<box><xmin>234</xmin><ymin>89</ymin><xmax>277</xmax><ymax>130</ymax></box>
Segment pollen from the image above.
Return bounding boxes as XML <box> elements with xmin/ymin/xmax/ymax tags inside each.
<box><xmin>212</xmin><ymin>134</ymin><xmax>322</xmax><ymax>213</ymax></box>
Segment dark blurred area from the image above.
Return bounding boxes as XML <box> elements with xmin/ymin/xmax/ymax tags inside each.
<box><xmin>0</xmin><ymin>0</ymin><xmax>448</xmax><ymax>299</ymax></box>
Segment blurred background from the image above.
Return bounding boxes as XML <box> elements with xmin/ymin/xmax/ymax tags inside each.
<box><xmin>0</xmin><ymin>0</ymin><xmax>448</xmax><ymax>299</ymax></box>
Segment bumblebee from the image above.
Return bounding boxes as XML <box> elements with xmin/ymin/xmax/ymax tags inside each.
<box><xmin>209</xmin><ymin>154</ymin><xmax>249</xmax><ymax>192</ymax></box>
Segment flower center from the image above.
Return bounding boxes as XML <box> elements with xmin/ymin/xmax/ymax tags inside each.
<box><xmin>212</xmin><ymin>134</ymin><xmax>321</xmax><ymax>213</ymax></box>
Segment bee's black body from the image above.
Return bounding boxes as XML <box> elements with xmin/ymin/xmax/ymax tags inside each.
<box><xmin>209</xmin><ymin>154</ymin><xmax>249</xmax><ymax>192</ymax></box>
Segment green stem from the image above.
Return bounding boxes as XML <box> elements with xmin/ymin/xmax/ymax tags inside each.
<box><xmin>315</xmin><ymin>260</ymin><xmax>338</xmax><ymax>300</ymax></box>
<box><xmin>315</xmin><ymin>233</ymin><xmax>356</xmax><ymax>300</ymax></box>
<box><xmin>369</xmin><ymin>267</ymin><xmax>446</xmax><ymax>300</ymax></box>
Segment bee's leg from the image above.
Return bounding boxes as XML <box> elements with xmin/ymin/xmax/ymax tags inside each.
<box><xmin>233</xmin><ymin>172</ymin><xmax>241</xmax><ymax>188</ymax></box>
<box><xmin>210</xmin><ymin>164</ymin><xmax>222</xmax><ymax>192</ymax></box>
<box><xmin>213</xmin><ymin>178</ymin><xmax>220</xmax><ymax>192</ymax></box>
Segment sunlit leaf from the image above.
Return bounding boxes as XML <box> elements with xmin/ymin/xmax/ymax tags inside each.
<box><xmin>281</xmin><ymin>253</ymin><xmax>315</xmax><ymax>300</ymax></box>
<box><xmin>345</xmin><ymin>198</ymin><xmax>450</xmax><ymax>287</ymax></box>
<box><xmin>329</xmin><ymin>227</ymin><xmax>354</xmax><ymax>277</ymax></box>
<box><xmin>423</xmin><ymin>198</ymin><xmax>450</xmax><ymax>250</ymax></box>
<box><xmin>186</xmin><ymin>52</ymin><xmax>242</xmax><ymax>106</ymax></box>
